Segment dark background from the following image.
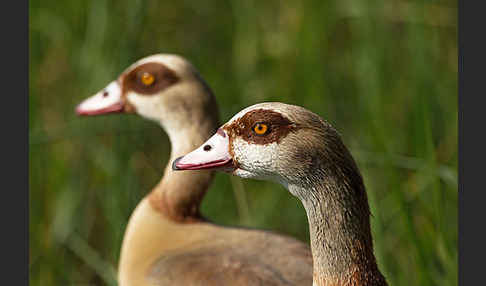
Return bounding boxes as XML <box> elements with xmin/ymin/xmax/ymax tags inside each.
<box><xmin>29</xmin><ymin>0</ymin><xmax>457</xmax><ymax>285</ymax></box>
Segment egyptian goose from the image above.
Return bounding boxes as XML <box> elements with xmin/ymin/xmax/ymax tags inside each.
<box><xmin>174</xmin><ymin>102</ymin><xmax>388</xmax><ymax>286</ymax></box>
<box><xmin>76</xmin><ymin>56</ymin><xmax>313</xmax><ymax>285</ymax></box>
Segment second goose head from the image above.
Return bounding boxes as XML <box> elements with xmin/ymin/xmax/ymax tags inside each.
<box><xmin>76</xmin><ymin>54</ymin><xmax>219</xmax><ymax>144</ymax></box>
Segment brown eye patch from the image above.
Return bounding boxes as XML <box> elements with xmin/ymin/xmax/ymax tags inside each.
<box><xmin>224</xmin><ymin>109</ymin><xmax>296</xmax><ymax>145</ymax></box>
<box><xmin>122</xmin><ymin>62</ymin><xmax>179</xmax><ymax>95</ymax></box>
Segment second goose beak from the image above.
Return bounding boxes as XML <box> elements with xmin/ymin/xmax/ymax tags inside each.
<box><xmin>173</xmin><ymin>129</ymin><xmax>235</xmax><ymax>171</ymax></box>
<box><xmin>76</xmin><ymin>81</ymin><xmax>125</xmax><ymax>116</ymax></box>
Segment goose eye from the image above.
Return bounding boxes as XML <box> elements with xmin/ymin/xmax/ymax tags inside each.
<box><xmin>252</xmin><ymin>123</ymin><xmax>269</xmax><ymax>136</ymax></box>
<box><xmin>141</xmin><ymin>72</ymin><xmax>155</xmax><ymax>86</ymax></box>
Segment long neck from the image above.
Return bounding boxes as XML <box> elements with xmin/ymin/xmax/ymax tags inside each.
<box><xmin>148</xmin><ymin>109</ymin><xmax>219</xmax><ymax>222</ymax></box>
<box><xmin>289</xmin><ymin>155</ymin><xmax>387</xmax><ymax>286</ymax></box>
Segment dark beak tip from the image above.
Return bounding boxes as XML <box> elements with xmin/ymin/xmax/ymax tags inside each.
<box><xmin>172</xmin><ymin>156</ymin><xmax>183</xmax><ymax>171</ymax></box>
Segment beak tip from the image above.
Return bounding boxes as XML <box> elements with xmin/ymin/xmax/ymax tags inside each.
<box><xmin>75</xmin><ymin>105</ymin><xmax>84</xmax><ymax>116</ymax></box>
<box><xmin>172</xmin><ymin>156</ymin><xmax>183</xmax><ymax>171</ymax></box>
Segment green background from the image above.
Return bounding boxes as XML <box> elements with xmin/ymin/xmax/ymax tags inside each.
<box><xmin>29</xmin><ymin>0</ymin><xmax>457</xmax><ymax>285</ymax></box>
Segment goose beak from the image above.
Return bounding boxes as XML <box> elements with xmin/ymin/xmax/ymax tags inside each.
<box><xmin>173</xmin><ymin>129</ymin><xmax>235</xmax><ymax>171</ymax></box>
<box><xmin>76</xmin><ymin>81</ymin><xmax>125</xmax><ymax>116</ymax></box>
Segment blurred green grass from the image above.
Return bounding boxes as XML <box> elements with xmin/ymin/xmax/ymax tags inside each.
<box><xmin>29</xmin><ymin>0</ymin><xmax>457</xmax><ymax>285</ymax></box>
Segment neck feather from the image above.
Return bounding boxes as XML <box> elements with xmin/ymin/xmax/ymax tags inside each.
<box><xmin>148</xmin><ymin>110</ymin><xmax>219</xmax><ymax>222</ymax></box>
<box><xmin>288</xmin><ymin>155</ymin><xmax>387</xmax><ymax>286</ymax></box>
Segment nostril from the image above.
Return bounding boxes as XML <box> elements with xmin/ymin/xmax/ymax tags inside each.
<box><xmin>203</xmin><ymin>145</ymin><xmax>212</xmax><ymax>151</ymax></box>
<box><xmin>102</xmin><ymin>91</ymin><xmax>109</xmax><ymax>97</ymax></box>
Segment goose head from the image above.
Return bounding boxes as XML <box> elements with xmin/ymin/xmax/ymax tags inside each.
<box><xmin>173</xmin><ymin>102</ymin><xmax>353</xmax><ymax>196</ymax></box>
<box><xmin>76</xmin><ymin>54</ymin><xmax>218</xmax><ymax>136</ymax></box>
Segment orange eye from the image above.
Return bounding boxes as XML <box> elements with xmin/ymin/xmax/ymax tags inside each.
<box><xmin>253</xmin><ymin>123</ymin><xmax>269</xmax><ymax>135</ymax></box>
<box><xmin>141</xmin><ymin>72</ymin><xmax>155</xmax><ymax>86</ymax></box>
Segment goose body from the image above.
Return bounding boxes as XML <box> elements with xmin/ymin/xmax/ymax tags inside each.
<box><xmin>77</xmin><ymin>56</ymin><xmax>312</xmax><ymax>285</ymax></box>
<box><xmin>175</xmin><ymin>102</ymin><xmax>388</xmax><ymax>286</ymax></box>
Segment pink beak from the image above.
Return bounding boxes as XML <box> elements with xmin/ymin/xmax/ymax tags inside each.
<box><xmin>172</xmin><ymin>129</ymin><xmax>235</xmax><ymax>171</ymax></box>
<box><xmin>76</xmin><ymin>81</ymin><xmax>125</xmax><ymax>116</ymax></box>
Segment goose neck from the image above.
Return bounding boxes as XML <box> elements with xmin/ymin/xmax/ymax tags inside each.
<box><xmin>148</xmin><ymin>116</ymin><xmax>218</xmax><ymax>222</ymax></box>
<box><xmin>289</xmin><ymin>174</ymin><xmax>387</xmax><ymax>286</ymax></box>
